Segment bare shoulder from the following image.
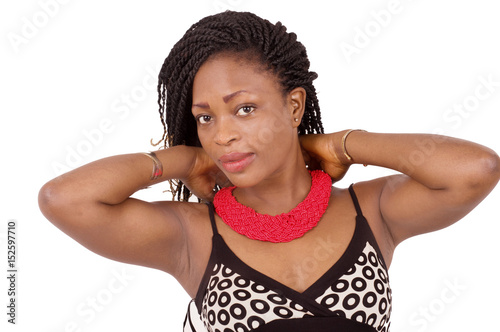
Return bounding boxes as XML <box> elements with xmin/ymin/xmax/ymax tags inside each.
<box><xmin>340</xmin><ymin>178</ymin><xmax>397</xmax><ymax>267</ymax></box>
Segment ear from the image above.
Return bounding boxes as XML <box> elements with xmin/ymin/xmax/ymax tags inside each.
<box><xmin>287</xmin><ymin>87</ymin><xmax>306</xmax><ymax>128</ymax></box>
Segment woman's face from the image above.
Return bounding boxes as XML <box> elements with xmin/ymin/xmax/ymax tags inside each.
<box><xmin>191</xmin><ymin>54</ymin><xmax>304</xmax><ymax>188</ymax></box>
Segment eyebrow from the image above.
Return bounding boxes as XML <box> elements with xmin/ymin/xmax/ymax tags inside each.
<box><xmin>222</xmin><ymin>90</ymin><xmax>247</xmax><ymax>103</ymax></box>
<box><xmin>192</xmin><ymin>90</ymin><xmax>248</xmax><ymax>109</ymax></box>
<box><xmin>192</xmin><ymin>102</ymin><xmax>209</xmax><ymax>109</ymax></box>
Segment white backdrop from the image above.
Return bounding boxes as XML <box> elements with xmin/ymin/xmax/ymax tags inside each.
<box><xmin>1</xmin><ymin>0</ymin><xmax>499</xmax><ymax>331</ymax></box>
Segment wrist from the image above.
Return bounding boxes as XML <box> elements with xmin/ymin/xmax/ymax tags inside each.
<box><xmin>149</xmin><ymin>145</ymin><xmax>198</xmax><ymax>182</ymax></box>
<box><xmin>334</xmin><ymin>129</ymin><xmax>367</xmax><ymax>166</ymax></box>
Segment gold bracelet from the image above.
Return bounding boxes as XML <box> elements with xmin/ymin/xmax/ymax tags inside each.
<box><xmin>342</xmin><ymin>129</ymin><xmax>367</xmax><ymax>165</ymax></box>
<box><xmin>143</xmin><ymin>151</ymin><xmax>163</xmax><ymax>180</ymax></box>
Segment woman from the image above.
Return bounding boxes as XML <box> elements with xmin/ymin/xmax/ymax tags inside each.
<box><xmin>38</xmin><ymin>11</ymin><xmax>500</xmax><ymax>332</ymax></box>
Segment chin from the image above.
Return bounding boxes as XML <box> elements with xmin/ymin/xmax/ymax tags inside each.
<box><xmin>224</xmin><ymin>175</ymin><xmax>257</xmax><ymax>188</ymax></box>
<box><xmin>223</xmin><ymin>170</ymin><xmax>264</xmax><ymax>188</ymax></box>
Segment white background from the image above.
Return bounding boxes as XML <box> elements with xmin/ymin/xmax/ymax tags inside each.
<box><xmin>1</xmin><ymin>0</ymin><xmax>499</xmax><ymax>331</ymax></box>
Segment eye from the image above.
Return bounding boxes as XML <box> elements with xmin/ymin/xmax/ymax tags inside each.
<box><xmin>236</xmin><ymin>105</ymin><xmax>255</xmax><ymax>116</ymax></box>
<box><xmin>196</xmin><ymin>114</ymin><xmax>212</xmax><ymax>124</ymax></box>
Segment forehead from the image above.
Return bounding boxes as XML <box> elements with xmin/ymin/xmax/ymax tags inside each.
<box><xmin>192</xmin><ymin>53</ymin><xmax>282</xmax><ymax>99</ymax></box>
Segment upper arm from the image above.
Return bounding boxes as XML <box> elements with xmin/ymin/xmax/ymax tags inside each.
<box><xmin>377</xmin><ymin>171</ymin><xmax>498</xmax><ymax>246</ymax></box>
<box><xmin>38</xmin><ymin>182</ymin><xmax>190</xmax><ymax>276</ymax></box>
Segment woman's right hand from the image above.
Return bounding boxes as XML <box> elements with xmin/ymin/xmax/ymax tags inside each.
<box><xmin>38</xmin><ymin>144</ymin><xmax>230</xmax><ymax>283</ymax></box>
<box><xmin>181</xmin><ymin>146</ymin><xmax>232</xmax><ymax>202</ymax></box>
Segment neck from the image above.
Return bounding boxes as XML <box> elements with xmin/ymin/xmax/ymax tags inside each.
<box><xmin>233</xmin><ymin>163</ymin><xmax>312</xmax><ymax>216</ymax></box>
<box><xmin>213</xmin><ymin>168</ymin><xmax>332</xmax><ymax>243</ymax></box>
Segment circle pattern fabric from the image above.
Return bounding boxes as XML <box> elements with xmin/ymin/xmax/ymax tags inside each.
<box><xmin>316</xmin><ymin>242</ymin><xmax>392</xmax><ymax>331</ymax></box>
<box><xmin>200</xmin><ymin>241</ymin><xmax>391</xmax><ymax>332</ymax></box>
<box><xmin>201</xmin><ymin>263</ymin><xmax>313</xmax><ymax>332</ymax></box>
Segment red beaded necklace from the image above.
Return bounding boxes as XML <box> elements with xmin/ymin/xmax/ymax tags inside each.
<box><xmin>213</xmin><ymin>170</ymin><xmax>332</xmax><ymax>243</ymax></box>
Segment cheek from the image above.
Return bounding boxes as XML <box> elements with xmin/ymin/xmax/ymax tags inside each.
<box><xmin>250</xmin><ymin>113</ymin><xmax>292</xmax><ymax>148</ymax></box>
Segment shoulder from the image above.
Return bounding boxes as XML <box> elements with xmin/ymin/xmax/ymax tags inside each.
<box><xmin>339</xmin><ymin>178</ymin><xmax>397</xmax><ymax>267</ymax></box>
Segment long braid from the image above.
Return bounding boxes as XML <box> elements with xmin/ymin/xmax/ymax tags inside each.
<box><xmin>156</xmin><ymin>11</ymin><xmax>324</xmax><ymax>201</ymax></box>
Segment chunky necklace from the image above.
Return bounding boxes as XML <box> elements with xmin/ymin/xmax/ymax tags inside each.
<box><xmin>213</xmin><ymin>170</ymin><xmax>332</xmax><ymax>243</ymax></box>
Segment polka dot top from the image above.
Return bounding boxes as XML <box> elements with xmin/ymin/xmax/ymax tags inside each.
<box><xmin>183</xmin><ymin>185</ymin><xmax>392</xmax><ymax>332</ymax></box>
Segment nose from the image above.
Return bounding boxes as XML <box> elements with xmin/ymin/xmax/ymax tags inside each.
<box><xmin>214</xmin><ymin>118</ymin><xmax>239</xmax><ymax>146</ymax></box>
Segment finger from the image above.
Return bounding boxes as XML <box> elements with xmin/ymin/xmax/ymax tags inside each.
<box><xmin>204</xmin><ymin>190</ymin><xmax>216</xmax><ymax>203</ymax></box>
<box><xmin>299</xmin><ymin>134</ymin><xmax>321</xmax><ymax>155</ymax></box>
<box><xmin>307</xmin><ymin>157</ymin><xmax>322</xmax><ymax>171</ymax></box>
<box><xmin>301</xmin><ymin>149</ymin><xmax>311</xmax><ymax>165</ymax></box>
<box><xmin>197</xmin><ymin>185</ymin><xmax>217</xmax><ymax>203</ymax></box>
<box><xmin>215</xmin><ymin>171</ymin><xmax>233</xmax><ymax>188</ymax></box>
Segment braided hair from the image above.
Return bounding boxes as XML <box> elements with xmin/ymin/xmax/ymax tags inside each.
<box><xmin>155</xmin><ymin>11</ymin><xmax>323</xmax><ymax>201</ymax></box>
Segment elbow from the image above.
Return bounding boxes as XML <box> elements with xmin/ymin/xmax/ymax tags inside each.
<box><xmin>463</xmin><ymin>148</ymin><xmax>500</xmax><ymax>198</ymax></box>
<box><xmin>38</xmin><ymin>179</ymin><xmax>72</xmax><ymax>222</ymax></box>
<box><xmin>38</xmin><ymin>180</ymin><xmax>59</xmax><ymax>221</ymax></box>
<box><xmin>441</xmin><ymin>148</ymin><xmax>500</xmax><ymax>208</ymax></box>
<box><xmin>477</xmin><ymin>149</ymin><xmax>500</xmax><ymax>185</ymax></box>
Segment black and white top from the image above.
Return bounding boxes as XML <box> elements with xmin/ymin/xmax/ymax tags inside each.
<box><xmin>184</xmin><ymin>185</ymin><xmax>392</xmax><ymax>332</ymax></box>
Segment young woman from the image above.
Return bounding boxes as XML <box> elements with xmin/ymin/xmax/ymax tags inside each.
<box><xmin>38</xmin><ymin>11</ymin><xmax>500</xmax><ymax>332</ymax></box>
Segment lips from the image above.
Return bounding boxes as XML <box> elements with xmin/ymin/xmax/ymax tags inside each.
<box><xmin>219</xmin><ymin>152</ymin><xmax>255</xmax><ymax>173</ymax></box>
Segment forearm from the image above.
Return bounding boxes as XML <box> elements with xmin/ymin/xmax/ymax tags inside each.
<box><xmin>40</xmin><ymin>145</ymin><xmax>195</xmax><ymax>206</ymax></box>
<box><xmin>339</xmin><ymin>130</ymin><xmax>500</xmax><ymax>191</ymax></box>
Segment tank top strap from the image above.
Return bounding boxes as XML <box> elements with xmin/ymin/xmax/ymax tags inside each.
<box><xmin>206</xmin><ymin>202</ymin><xmax>219</xmax><ymax>236</ymax></box>
<box><xmin>348</xmin><ymin>184</ymin><xmax>364</xmax><ymax>217</ymax></box>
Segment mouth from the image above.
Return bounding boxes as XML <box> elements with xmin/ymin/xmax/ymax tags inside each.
<box><xmin>219</xmin><ymin>152</ymin><xmax>255</xmax><ymax>173</ymax></box>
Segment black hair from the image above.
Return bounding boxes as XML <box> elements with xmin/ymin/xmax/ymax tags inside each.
<box><xmin>155</xmin><ymin>11</ymin><xmax>323</xmax><ymax>201</ymax></box>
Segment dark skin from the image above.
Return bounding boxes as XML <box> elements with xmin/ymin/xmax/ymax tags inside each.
<box><xmin>39</xmin><ymin>53</ymin><xmax>500</xmax><ymax>299</ymax></box>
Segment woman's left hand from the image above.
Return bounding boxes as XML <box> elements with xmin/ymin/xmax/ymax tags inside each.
<box><xmin>300</xmin><ymin>132</ymin><xmax>351</xmax><ymax>182</ymax></box>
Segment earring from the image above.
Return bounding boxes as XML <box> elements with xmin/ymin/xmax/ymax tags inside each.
<box><xmin>294</xmin><ymin>118</ymin><xmax>299</xmax><ymax>122</ymax></box>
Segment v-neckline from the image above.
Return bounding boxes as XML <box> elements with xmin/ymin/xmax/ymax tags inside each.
<box><xmin>214</xmin><ymin>214</ymin><xmax>363</xmax><ymax>299</ymax></box>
